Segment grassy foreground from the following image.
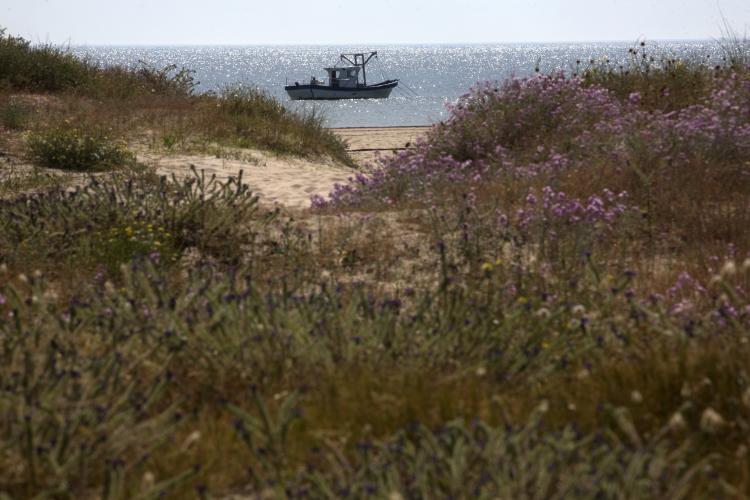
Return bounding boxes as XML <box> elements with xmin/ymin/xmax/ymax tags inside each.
<box><xmin>2</xmin><ymin>34</ymin><xmax>750</xmax><ymax>498</ymax></box>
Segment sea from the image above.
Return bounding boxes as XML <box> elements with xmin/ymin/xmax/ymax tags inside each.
<box><xmin>73</xmin><ymin>42</ymin><xmax>722</xmax><ymax>128</ymax></box>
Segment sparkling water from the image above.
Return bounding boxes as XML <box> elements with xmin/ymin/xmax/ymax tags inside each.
<box><xmin>73</xmin><ymin>42</ymin><xmax>721</xmax><ymax>127</ymax></box>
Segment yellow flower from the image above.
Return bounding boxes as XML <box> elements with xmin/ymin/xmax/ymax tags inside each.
<box><xmin>541</xmin><ymin>341</ymin><xmax>551</xmax><ymax>349</ymax></box>
<box><xmin>481</xmin><ymin>262</ymin><xmax>493</xmax><ymax>272</ymax></box>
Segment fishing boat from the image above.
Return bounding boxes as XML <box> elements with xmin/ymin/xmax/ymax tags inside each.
<box><xmin>285</xmin><ymin>52</ymin><xmax>398</xmax><ymax>100</ymax></box>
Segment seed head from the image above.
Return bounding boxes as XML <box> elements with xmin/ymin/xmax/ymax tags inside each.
<box><xmin>630</xmin><ymin>390</ymin><xmax>643</xmax><ymax>404</ymax></box>
<box><xmin>668</xmin><ymin>412</ymin><xmax>688</xmax><ymax>434</ymax></box>
<box><xmin>721</xmin><ymin>261</ymin><xmax>737</xmax><ymax>277</ymax></box>
<box><xmin>535</xmin><ymin>307</ymin><xmax>551</xmax><ymax>318</ymax></box>
<box><xmin>700</xmin><ymin>407</ymin><xmax>726</xmax><ymax>434</ymax></box>
<box><xmin>571</xmin><ymin>304</ymin><xmax>586</xmax><ymax>316</ymax></box>
<box><xmin>180</xmin><ymin>430</ymin><xmax>201</xmax><ymax>452</ymax></box>
<box><xmin>141</xmin><ymin>471</ymin><xmax>155</xmax><ymax>491</ymax></box>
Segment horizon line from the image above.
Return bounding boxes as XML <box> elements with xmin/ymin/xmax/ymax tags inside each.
<box><xmin>60</xmin><ymin>38</ymin><xmax>725</xmax><ymax>48</ymax></box>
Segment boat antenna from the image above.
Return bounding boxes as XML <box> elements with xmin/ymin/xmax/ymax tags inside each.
<box><xmin>340</xmin><ymin>51</ymin><xmax>377</xmax><ymax>86</ymax></box>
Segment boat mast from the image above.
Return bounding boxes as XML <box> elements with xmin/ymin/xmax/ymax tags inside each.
<box><xmin>340</xmin><ymin>51</ymin><xmax>377</xmax><ymax>86</ymax></box>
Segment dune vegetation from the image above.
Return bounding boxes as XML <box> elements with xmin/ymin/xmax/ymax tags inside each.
<box><xmin>2</xmin><ymin>30</ymin><xmax>750</xmax><ymax>498</ymax></box>
<box><xmin>0</xmin><ymin>28</ymin><xmax>350</xmax><ymax>170</ymax></box>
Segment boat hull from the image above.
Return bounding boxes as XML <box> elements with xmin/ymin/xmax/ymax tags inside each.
<box><xmin>285</xmin><ymin>80</ymin><xmax>398</xmax><ymax>100</ymax></box>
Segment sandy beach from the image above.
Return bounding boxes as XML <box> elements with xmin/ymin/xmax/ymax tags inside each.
<box><xmin>331</xmin><ymin>126</ymin><xmax>429</xmax><ymax>163</ymax></box>
<box><xmin>149</xmin><ymin>126</ymin><xmax>430</xmax><ymax>208</ymax></box>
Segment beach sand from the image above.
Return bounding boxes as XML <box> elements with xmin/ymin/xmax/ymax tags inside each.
<box><xmin>149</xmin><ymin>126</ymin><xmax>430</xmax><ymax>208</ymax></box>
<box><xmin>331</xmin><ymin>126</ymin><xmax>429</xmax><ymax>164</ymax></box>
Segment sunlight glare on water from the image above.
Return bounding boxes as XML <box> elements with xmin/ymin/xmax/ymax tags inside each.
<box><xmin>74</xmin><ymin>42</ymin><xmax>720</xmax><ymax>127</ymax></box>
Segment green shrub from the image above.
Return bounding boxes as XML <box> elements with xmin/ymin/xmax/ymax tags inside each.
<box><xmin>0</xmin><ymin>28</ymin><xmax>89</xmax><ymax>91</ymax></box>
<box><xmin>26</xmin><ymin>127</ymin><xmax>134</xmax><ymax>171</ymax></box>
<box><xmin>0</xmin><ymin>169</ymin><xmax>265</xmax><ymax>281</ymax></box>
<box><xmin>211</xmin><ymin>85</ymin><xmax>352</xmax><ymax>164</ymax></box>
<box><xmin>0</xmin><ymin>28</ymin><xmax>196</xmax><ymax>97</ymax></box>
<box><xmin>82</xmin><ymin>62</ymin><xmax>198</xmax><ymax>99</ymax></box>
<box><xmin>579</xmin><ymin>41</ymin><xmax>749</xmax><ymax>112</ymax></box>
<box><xmin>579</xmin><ymin>43</ymin><xmax>715</xmax><ymax>112</ymax></box>
<box><xmin>131</xmin><ymin>62</ymin><xmax>197</xmax><ymax>97</ymax></box>
<box><xmin>0</xmin><ymin>101</ymin><xmax>31</xmax><ymax>130</ymax></box>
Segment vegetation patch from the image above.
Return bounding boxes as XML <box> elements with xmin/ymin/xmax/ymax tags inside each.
<box><xmin>0</xmin><ymin>170</ymin><xmax>268</xmax><ymax>285</ymax></box>
<box><xmin>208</xmin><ymin>85</ymin><xmax>351</xmax><ymax>162</ymax></box>
<box><xmin>0</xmin><ymin>100</ymin><xmax>31</xmax><ymax>130</ymax></box>
<box><xmin>0</xmin><ymin>28</ymin><xmax>197</xmax><ymax>97</ymax></box>
<box><xmin>0</xmin><ymin>29</ymin><xmax>351</xmax><ymax>165</ymax></box>
<box><xmin>26</xmin><ymin>126</ymin><xmax>134</xmax><ymax>171</ymax></box>
<box><xmin>92</xmin><ymin>220</ymin><xmax>180</xmax><ymax>276</ymax></box>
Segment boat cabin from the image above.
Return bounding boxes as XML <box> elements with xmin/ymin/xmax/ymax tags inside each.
<box><xmin>324</xmin><ymin>66</ymin><xmax>361</xmax><ymax>88</ymax></box>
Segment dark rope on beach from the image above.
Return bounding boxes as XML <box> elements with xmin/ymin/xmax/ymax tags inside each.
<box><xmin>347</xmin><ymin>147</ymin><xmax>414</xmax><ymax>152</ymax></box>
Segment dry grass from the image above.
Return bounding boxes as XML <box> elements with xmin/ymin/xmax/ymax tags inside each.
<box><xmin>0</xmin><ymin>29</ymin><xmax>352</xmax><ymax>170</ymax></box>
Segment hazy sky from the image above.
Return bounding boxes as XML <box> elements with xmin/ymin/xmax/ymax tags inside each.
<box><xmin>3</xmin><ymin>0</ymin><xmax>750</xmax><ymax>45</ymax></box>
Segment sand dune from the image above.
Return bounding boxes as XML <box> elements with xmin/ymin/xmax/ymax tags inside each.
<box><xmin>150</xmin><ymin>152</ymin><xmax>351</xmax><ymax>208</ymax></box>
<box><xmin>1</xmin><ymin>127</ymin><xmax>431</xmax><ymax>206</ymax></box>
<box><xmin>145</xmin><ymin>126</ymin><xmax>430</xmax><ymax>208</ymax></box>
